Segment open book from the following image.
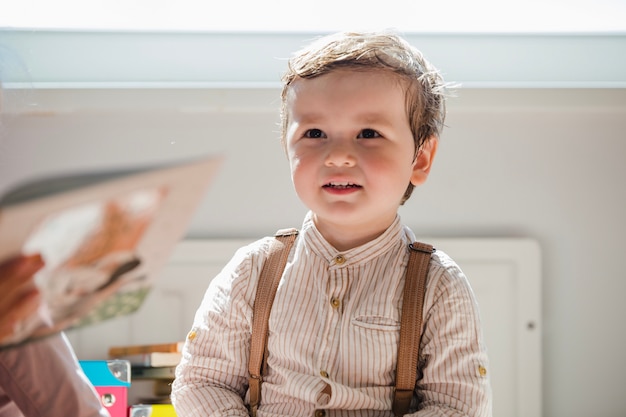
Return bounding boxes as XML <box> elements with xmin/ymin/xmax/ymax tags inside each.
<box><xmin>0</xmin><ymin>155</ymin><xmax>222</xmax><ymax>348</ymax></box>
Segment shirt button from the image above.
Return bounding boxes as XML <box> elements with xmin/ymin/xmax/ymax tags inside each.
<box><xmin>315</xmin><ymin>410</ymin><xmax>326</xmax><ymax>417</ymax></box>
<box><xmin>478</xmin><ymin>365</ymin><xmax>488</xmax><ymax>377</ymax></box>
<box><xmin>334</xmin><ymin>255</ymin><xmax>346</xmax><ymax>265</ymax></box>
<box><xmin>330</xmin><ymin>297</ymin><xmax>341</xmax><ymax>309</ymax></box>
<box><xmin>187</xmin><ymin>329</ymin><xmax>197</xmax><ymax>341</ymax></box>
<box><xmin>320</xmin><ymin>370</ymin><xmax>329</xmax><ymax>378</ymax></box>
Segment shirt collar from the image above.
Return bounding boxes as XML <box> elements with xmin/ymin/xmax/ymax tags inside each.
<box><xmin>299</xmin><ymin>211</ymin><xmax>406</xmax><ymax>267</ymax></box>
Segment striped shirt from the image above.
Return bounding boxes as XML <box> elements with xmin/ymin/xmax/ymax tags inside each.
<box><xmin>172</xmin><ymin>212</ymin><xmax>492</xmax><ymax>417</ymax></box>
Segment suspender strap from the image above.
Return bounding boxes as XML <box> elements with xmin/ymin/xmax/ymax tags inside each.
<box><xmin>248</xmin><ymin>228</ymin><xmax>298</xmax><ymax>417</ymax></box>
<box><xmin>392</xmin><ymin>242</ymin><xmax>434</xmax><ymax>417</ymax></box>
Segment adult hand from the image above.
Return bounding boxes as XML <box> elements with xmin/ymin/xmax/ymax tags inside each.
<box><xmin>0</xmin><ymin>254</ymin><xmax>44</xmax><ymax>342</ymax></box>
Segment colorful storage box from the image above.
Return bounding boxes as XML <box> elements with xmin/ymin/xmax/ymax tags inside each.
<box><xmin>79</xmin><ymin>359</ymin><xmax>131</xmax><ymax>417</ymax></box>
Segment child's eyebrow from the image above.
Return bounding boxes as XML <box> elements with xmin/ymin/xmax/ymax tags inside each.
<box><xmin>291</xmin><ymin>111</ymin><xmax>395</xmax><ymax>127</ymax></box>
<box><xmin>291</xmin><ymin>112</ymin><xmax>325</xmax><ymax>125</ymax></box>
<box><xmin>356</xmin><ymin>113</ymin><xmax>394</xmax><ymax>127</ymax></box>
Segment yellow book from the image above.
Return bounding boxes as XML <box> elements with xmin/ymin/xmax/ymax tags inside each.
<box><xmin>129</xmin><ymin>404</ymin><xmax>176</xmax><ymax>417</ymax></box>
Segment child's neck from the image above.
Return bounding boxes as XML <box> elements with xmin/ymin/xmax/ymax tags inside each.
<box><xmin>313</xmin><ymin>215</ymin><xmax>393</xmax><ymax>252</ymax></box>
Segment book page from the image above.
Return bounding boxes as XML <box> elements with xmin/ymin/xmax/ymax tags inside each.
<box><xmin>0</xmin><ymin>155</ymin><xmax>223</xmax><ymax>348</ymax></box>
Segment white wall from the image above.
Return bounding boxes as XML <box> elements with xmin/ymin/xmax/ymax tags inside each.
<box><xmin>1</xmin><ymin>30</ymin><xmax>626</xmax><ymax>417</ymax></box>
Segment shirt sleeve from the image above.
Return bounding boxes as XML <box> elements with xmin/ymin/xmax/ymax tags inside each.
<box><xmin>0</xmin><ymin>332</ymin><xmax>109</xmax><ymax>417</ymax></box>
<box><xmin>409</xmin><ymin>252</ymin><xmax>493</xmax><ymax>417</ymax></box>
<box><xmin>171</xmin><ymin>240</ymin><xmax>269</xmax><ymax>417</ymax></box>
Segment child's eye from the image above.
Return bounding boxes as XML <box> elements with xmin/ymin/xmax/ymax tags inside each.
<box><xmin>304</xmin><ymin>129</ymin><xmax>326</xmax><ymax>139</ymax></box>
<box><xmin>357</xmin><ymin>129</ymin><xmax>381</xmax><ymax>139</ymax></box>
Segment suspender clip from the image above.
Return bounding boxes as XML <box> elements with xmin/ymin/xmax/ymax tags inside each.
<box><xmin>409</xmin><ymin>242</ymin><xmax>435</xmax><ymax>254</ymax></box>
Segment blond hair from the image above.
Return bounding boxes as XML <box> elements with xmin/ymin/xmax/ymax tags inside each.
<box><xmin>280</xmin><ymin>31</ymin><xmax>449</xmax><ymax>203</ymax></box>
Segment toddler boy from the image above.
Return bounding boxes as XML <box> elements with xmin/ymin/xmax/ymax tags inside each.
<box><xmin>172</xmin><ymin>31</ymin><xmax>492</xmax><ymax>417</ymax></box>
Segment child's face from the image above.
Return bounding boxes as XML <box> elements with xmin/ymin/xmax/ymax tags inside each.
<box><xmin>285</xmin><ymin>69</ymin><xmax>433</xmax><ymax>248</ymax></box>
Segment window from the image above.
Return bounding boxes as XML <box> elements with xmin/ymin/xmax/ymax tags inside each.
<box><xmin>2</xmin><ymin>0</ymin><xmax>625</xmax><ymax>33</ymax></box>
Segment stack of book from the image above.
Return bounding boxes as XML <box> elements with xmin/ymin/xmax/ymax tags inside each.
<box><xmin>108</xmin><ymin>341</ymin><xmax>183</xmax><ymax>407</ymax></box>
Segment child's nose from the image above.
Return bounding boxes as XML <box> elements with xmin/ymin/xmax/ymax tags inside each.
<box><xmin>324</xmin><ymin>140</ymin><xmax>356</xmax><ymax>167</ymax></box>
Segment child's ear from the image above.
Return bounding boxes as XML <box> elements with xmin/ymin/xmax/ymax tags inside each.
<box><xmin>410</xmin><ymin>136</ymin><xmax>438</xmax><ymax>186</ymax></box>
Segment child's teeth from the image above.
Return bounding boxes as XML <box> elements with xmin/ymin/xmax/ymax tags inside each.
<box><xmin>329</xmin><ymin>182</ymin><xmax>356</xmax><ymax>188</ymax></box>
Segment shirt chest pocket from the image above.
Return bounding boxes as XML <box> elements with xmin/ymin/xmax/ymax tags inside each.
<box><xmin>348</xmin><ymin>304</ymin><xmax>401</xmax><ymax>384</ymax></box>
<box><xmin>350</xmin><ymin>294</ymin><xmax>402</xmax><ymax>331</ymax></box>
<box><xmin>351</xmin><ymin>314</ymin><xmax>400</xmax><ymax>331</ymax></box>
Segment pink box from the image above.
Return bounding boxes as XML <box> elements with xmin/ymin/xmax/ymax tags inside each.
<box><xmin>80</xmin><ymin>360</ymin><xmax>131</xmax><ymax>417</ymax></box>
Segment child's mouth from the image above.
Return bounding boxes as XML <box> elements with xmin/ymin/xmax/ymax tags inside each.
<box><xmin>323</xmin><ymin>182</ymin><xmax>361</xmax><ymax>190</ymax></box>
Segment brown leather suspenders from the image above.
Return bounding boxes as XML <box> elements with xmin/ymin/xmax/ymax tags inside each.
<box><xmin>392</xmin><ymin>242</ymin><xmax>434</xmax><ymax>416</ymax></box>
<box><xmin>248</xmin><ymin>229</ymin><xmax>434</xmax><ymax>417</ymax></box>
<box><xmin>249</xmin><ymin>229</ymin><xmax>299</xmax><ymax>417</ymax></box>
